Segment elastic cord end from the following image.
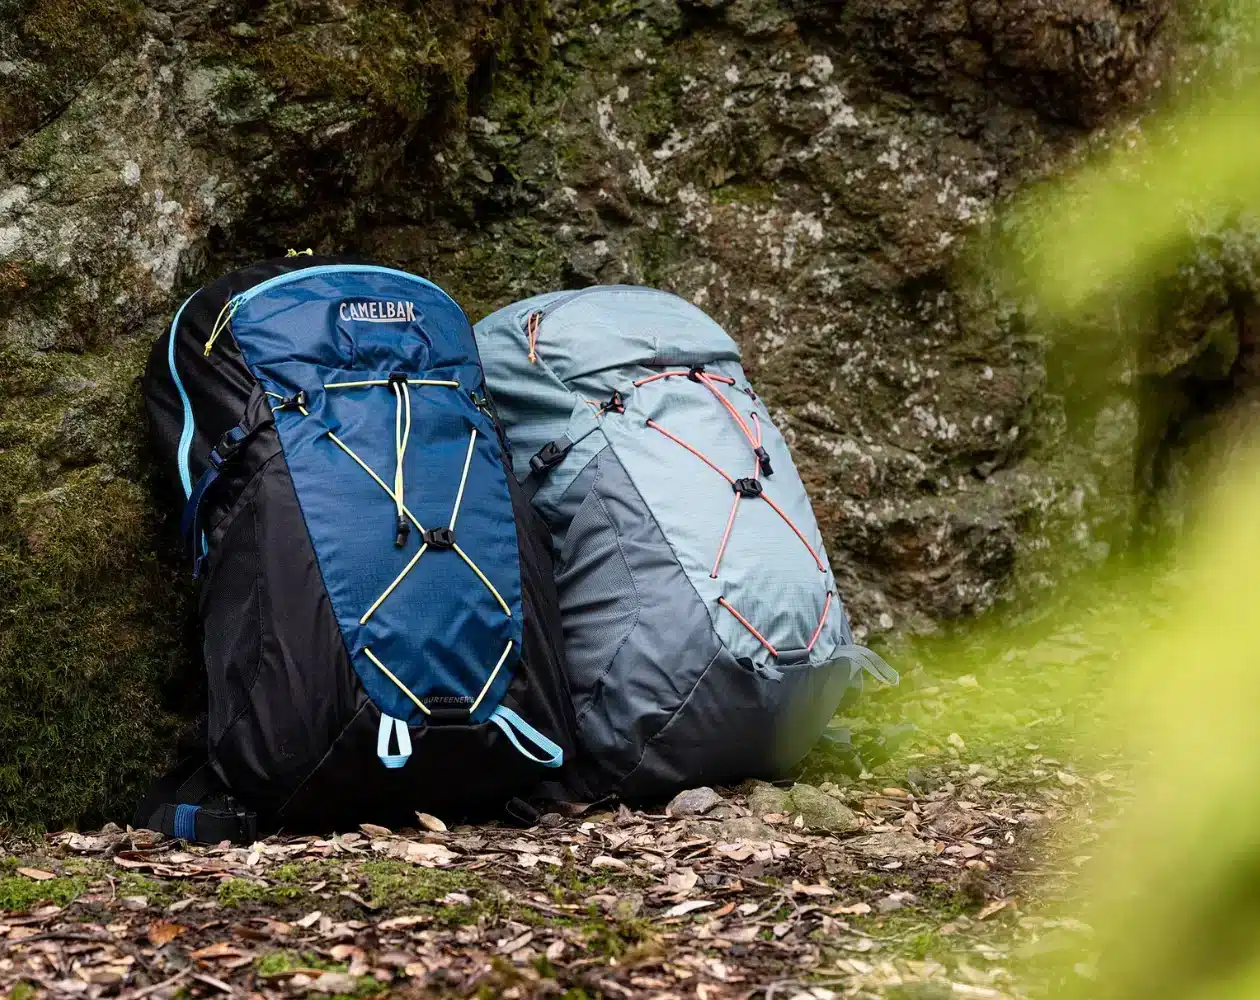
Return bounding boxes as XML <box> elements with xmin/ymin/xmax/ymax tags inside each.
<box><xmin>394</xmin><ymin>516</ymin><xmax>411</xmax><ymax>548</ymax></box>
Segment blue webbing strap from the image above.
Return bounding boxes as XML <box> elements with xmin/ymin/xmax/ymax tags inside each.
<box><xmin>180</xmin><ymin>425</ymin><xmax>250</xmax><ymax>576</ymax></box>
<box><xmin>174</xmin><ymin>803</ymin><xmax>199</xmax><ymax>841</ymax></box>
<box><xmin>489</xmin><ymin>706</ymin><xmax>564</xmax><ymax>768</ymax></box>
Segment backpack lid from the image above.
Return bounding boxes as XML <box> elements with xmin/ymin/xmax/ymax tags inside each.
<box><xmin>532</xmin><ymin>286</ymin><xmax>741</xmax><ymax>382</ymax></box>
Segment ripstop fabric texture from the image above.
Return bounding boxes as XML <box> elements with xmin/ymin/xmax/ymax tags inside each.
<box><xmin>475</xmin><ymin>286</ymin><xmax>896</xmax><ymax>799</ymax></box>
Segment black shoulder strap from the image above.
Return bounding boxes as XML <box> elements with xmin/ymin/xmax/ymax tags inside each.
<box><xmin>133</xmin><ymin>751</ymin><xmax>258</xmax><ymax>844</ymax></box>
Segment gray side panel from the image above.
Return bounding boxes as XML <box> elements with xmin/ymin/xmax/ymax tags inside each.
<box><xmin>555</xmin><ymin>450</ymin><xmax>723</xmax><ymax>786</ymax></box>
<box><xmin>618</xmin><ymin>649</ymin><xmax>865</xmax><ymax>799</ymax></box>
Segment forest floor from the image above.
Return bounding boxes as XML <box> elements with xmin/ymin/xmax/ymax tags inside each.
<box><xmin>0</xmin><ymin>596</ymin><xmax>1133</xmax><ymax>1000</ymax></box>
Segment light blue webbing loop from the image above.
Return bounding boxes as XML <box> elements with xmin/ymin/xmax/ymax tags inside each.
<box><xmin>489</xmin><ymin>706</ymin><xmax>564</xmax><ymax>768</ymax></box>
<box><xmin>376</xmin><ymin>714</ymin><xmax>413</xmax><ymax>769</ymax></box>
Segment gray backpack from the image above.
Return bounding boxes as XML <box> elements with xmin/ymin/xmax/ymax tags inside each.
<box><xmin>474</xmin><ymin>287</ymin><xmax>895</xmax><ymax>799</ymax></box>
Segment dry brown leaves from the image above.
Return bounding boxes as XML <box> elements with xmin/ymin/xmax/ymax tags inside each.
<box><xmin>0</xmin><ymin>774</ymin><xmax>1097</xmax><ymax>1000</ymax></box>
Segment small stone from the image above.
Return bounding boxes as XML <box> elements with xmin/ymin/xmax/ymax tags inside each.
<box><xmin>538</xmin><ymin>812</ymin><xmax>565</xmax><ymax>828</ymax></box>
<box><xmin>786</xmin><ymin>783</ymin><xmax>860</xmax><ymax>833</ymax></box>
<box><xmin>119</xmin><ymin>896</ymin><xmax>148</xmax><ymax>910</ymax></box>
<box><xmin>717</xmin><ymin>816</ymin><xmax>777</xmax><ymax>843</ymax></box>
<box><xmin>852</xmin><ymin>831</ymin><xmax>933</xmax><ymax>860</ymax></box>
<box><xmin>876</xmin><ymin>890</ymin><xmax>917</xmax><ymax>913</ymax></box>
<box><xmin>667</xmin><ymin>786</ymin><xmax>724</xmax><ymax>816</ymax></box>
<box><xmin>905</xmin><ymin>767</ymin><xmax>938</xmax><ymax>793</ymax></box>
<box><xmin>308</xmin><ymin>972</ymin><xmax>359</xmax><ymax>994</ymax></box>
<box><xmin>746</xmin><ymin>782</ymin><xmax>790</xmax><ymax>817</ymax></box>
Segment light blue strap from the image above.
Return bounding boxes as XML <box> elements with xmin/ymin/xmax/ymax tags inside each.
<box><xmin>376</xmin><ymin>714</ymin><xmax>412</xmax><ymax>769</ymax></box>
<box><xmin>489</xmin><ymin>706</ymin><xmax>564</xmax><ymax>768</ymax></box>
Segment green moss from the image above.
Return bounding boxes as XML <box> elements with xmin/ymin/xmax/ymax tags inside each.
<box><xmin>0</xmin><ymin>0</ymin><xmax>143</xmax><ymax>147</ymax></box>
<box><xmin>10</xmin><ymin>982</ymin><xmax>39</xmax><ymax>1000</ymax></box>
<box><xmin>117</xmin><ymin>873</ymin><xmax>183</xmax><ymax>906</ymax></box>
<box><xmin>218</xmin><ymin>876</ymin><xmax>310</xmax><ymax>908</ymax></box>
<box><xmin>0</xmin><ymin>873</ymin><xmax>88</xmax><ymax>912</ymax></box>
<box><xmin>0</xmin><ymin>336</ymin><xmax>194</xmax><ymax>832</ymax></box>
<box><xmin>199</xmin><ymin>0</ymin><xmax>548</xmax><ymax>125</ymax></box>
<box><xmin>360</xmin><ymin>860</ymin><xmax>474</xmax><ymax>908</ymax></box>
<box><xmin>255</xmin><ymin>951</ymin><xmax>342</xmax><ymax>976</ymax></box>
<box><xmin>712</xmin><ymin>182</ymin><xmax>776</xmax><ymax>206</ymax></box>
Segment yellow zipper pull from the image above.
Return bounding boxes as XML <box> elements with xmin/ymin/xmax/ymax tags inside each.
<box><xmin>203</xmin><ymin>298</ymin><xmax>238</xmax><ymax>357</ymax></box>
<box><xmin>285</xmin><ymin>248</ymin><xmax>314</xmax><ymax>257</ymax></box>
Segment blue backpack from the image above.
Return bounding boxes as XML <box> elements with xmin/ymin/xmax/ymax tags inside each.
<box><xmin>475</xmin><ymin>287</ymin><xmax>896</xmax><ymax>799</ymax></box>
<box><xmin>138</xmin><ymin>257</ymin><xmax>580</xmax><ymax>840</ymax></box>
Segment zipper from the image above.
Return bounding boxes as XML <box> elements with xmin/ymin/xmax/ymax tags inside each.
<box><xmin>520</xmin><ymin>286</ymin><xmax>667</xmax><ymax>363</ymax></box>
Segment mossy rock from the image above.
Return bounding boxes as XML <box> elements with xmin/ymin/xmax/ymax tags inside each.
<box><xmin>0</xmin><ymin>0</ymin><xmax>548</xmax><ymax>832</ymax></box>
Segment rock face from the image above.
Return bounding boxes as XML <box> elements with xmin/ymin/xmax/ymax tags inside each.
<box><xmin>0</xmin><ymin>0</ymin><xmax>1234</xmax><ymax>828</ymax></box>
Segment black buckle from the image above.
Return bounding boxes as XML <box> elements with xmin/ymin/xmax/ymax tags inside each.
<box><xmin>230</xmin><ymin>800</ymin><xmax>258</xmax><ymax>843</ymax></box>
<box><xmin>601</xmin><ymin>391</ymin><xmax>625</xmax><ymax>415</ymax></box>
<box><xmin>423</xmin><ymin>526</ymin><xmax>456</xmax><ymax>549</ymax></box>
<box><xmin>212</xmin><ymin>426</ymin><xmax>250</xmax><ymax>468</ymax></box>
<box><xmin>275</xmin><ymin>390</ymin><xmax>307</xmax><ymax>412</ymax></box>
<box><xmin>733</xmin><ymin>478</ymin><xmax>763</xmax><ymax>498</ymax></box>
<box><xmin>388</xmin><ymin>371</ymin><xmax>409</xmax><ymax>386</ymax></box>
<box><xmin>755</xmin><ymin>446</ymin><xmax>774</xmax><ymax>477</ymax></box>
<box><xmin>687</xmin><ymin>364</ymin><xmax>706</xmax><ymax>382</ymax></box>
<box><xmin>530</xmin><ymin>441</ymin><xmax>570</xmax><ymax>475</ymax></box>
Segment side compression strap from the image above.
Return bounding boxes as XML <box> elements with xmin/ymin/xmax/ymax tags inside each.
<box><xmin>489</xmin><ymin>706</ymin><xmax>564</xmax><ymax>768</ymax></box>
<box><xmin>180</xmin><ymin>424</ymin><xmax>253</xmax><ymax>575</ymax></box>
<box><xmin>134</xmin><ymin>758</ymin><xmax>258</xmax><ymax>845</ymax></box>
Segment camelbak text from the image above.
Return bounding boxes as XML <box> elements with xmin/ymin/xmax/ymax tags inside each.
<box><xmin>339</xmin><ymin>300</ymin><xmax>417</xmax><ymax>323</ymax></box>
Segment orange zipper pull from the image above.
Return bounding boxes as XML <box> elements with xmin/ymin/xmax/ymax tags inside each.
<box><xmin>526</xmin><ymin>311</ymin><xmax>542</xmax><ymax>364</ymax></box>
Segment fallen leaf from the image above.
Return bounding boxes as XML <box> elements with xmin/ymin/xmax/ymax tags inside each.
<box><xmin>499</xmin><ymin>931</ymin><xmax>534</xmax><ymax>953</ymax></box>
<box><xmin>146</xmin><ymin>921</ymin><xmax>186</xmax><ymax>946</ymax></box>
<box><xmin>295</xmin><ymin>910</ymin><xmax>323</xmax><ymax>929</ymax></box>
<box><xmin>16</xmin><ymin>869</ymin><xmax>55</xmax><ymax>881</ymax></box>
<box><xmin>190</xmin><ymin>942</ymin><xmax>250</xmax><ymax>961</ymax></box>
<box><xmin>592</xmin><ymin>855</ymin><xmax>627</xmax><ymax>869</ymax></box>
<box><xmin>360</xmin><ymin>823</ymin><xmax>393</xmax><ymax>838</ymax></box>
<box><xmin>663</xmin><ymin>899</ymin><xmax>716</xmax><ymax>918</ymax></box>
<box><xmin>834</xmin><ymin>902</ymin><xmax>873</xmax><ymax>916</ymax></box>
<box><xmin>977</xmin><ymin>898</ymin><xmax>1013</xmax><ymax>920</ymax></box>
<box><xmin>379</xmin><ymin>914</ymin><xmax>429</xmax><ymax>931</ymax></box>
<box><xmin>416</xmin><ymin>813</ymin><xmax>447</xmax><ymax>833</ymax></box>
<box><xmin>791</xmin><ymin>880</ymin><xmax>835</xmax><ymax>897</ymax></box>
<box><xmin>405</xmin><ymin>842</ymin><xmax>456</xmax><ymax>865</ymax></box>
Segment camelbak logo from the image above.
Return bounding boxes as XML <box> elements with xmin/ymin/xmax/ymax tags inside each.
<box><xmin>339</xmin><ymin>300</ymin><xmax>417</xmax><ymax>323</ymax></box>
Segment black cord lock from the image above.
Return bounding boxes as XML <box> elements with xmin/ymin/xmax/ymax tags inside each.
<box><xmin>733</xmin><ymin>478</ymin><xmax>763</xmax><ymax>498</ymax></box>
<box><xmin>423</xmin><ymin>527</ymin><xmax>457</xmax><ymax>549</ymax></box>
